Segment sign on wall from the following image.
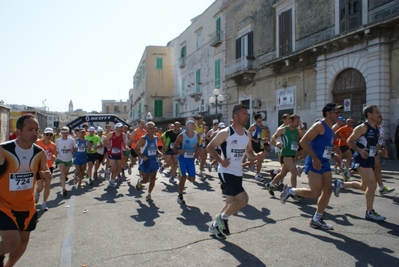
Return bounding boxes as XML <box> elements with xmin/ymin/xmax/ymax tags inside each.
<box><xmin>276</xmin><ymin>87</ymin><xmax>295</xmax><ymax>108</ymax></box>
<box><xmin>344</xmin><ymin>98</ymin><xmax>351</xmax><ymax>112</ymax></box>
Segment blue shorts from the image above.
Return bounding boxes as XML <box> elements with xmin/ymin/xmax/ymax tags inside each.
<box><xmin>138</xmin><ymin>157</ymin><xmax>158</xmax><ymax>174</ymax></box>
<box><xmin>218</xmin><ymin>173</ymin><xmax>244</xmax><ymax>197</ymax></box>
<box><xmin>73</xmin><ymin>154</ymin><xmax>88</xmax><ymax>166</ymax></box>
<box><xmin>351</xmin><ymin>154</ymin><xmax>375</xmax><ymax>170</ymax></box>
<box><xmin>178</xmin><ymin>157</ymin><xmax>196</xmax><ymax>178</ymax></box>
<box><xmin>304</xmin><ymin>160</ymin><xmax>331</xmax><ymax>175</ymax></box>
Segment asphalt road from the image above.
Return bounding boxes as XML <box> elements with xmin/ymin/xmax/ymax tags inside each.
<box><xmin>7</xmin><ymin>159</ymin><xmax>399</xmax><ymax>267</ymax></box>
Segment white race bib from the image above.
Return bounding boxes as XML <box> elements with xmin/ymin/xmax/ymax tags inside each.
<box><xmin>369</xmin><ymin>146</ymin><xmax>376</xmax><ymax>157</ymax></box>
<box><xmin>322</xmin><ymin>146</ymin><xmax>333</xmax><ymax>159</ymax></box>
<box><xmin>170</xmin><ymin>142</ymin><xmax>175</xmax><ymax>149</ymax></box>
<box><xmin>9</xmin><ymin>172</ymin><xmax>34</xmax><ymax>191</ymax></box>
<box><xmin>78</xmin><ymin>147</ymin><xmax>86</xmax><ymax>152</ymax></box>
<box><xmin>111</xmin><ymin>148</ymin><xmax>121</xmax><ymax>154</ymax></box>
<box><xmin>290</xmin><ymin>142</ymin><xmax>299</xmax><ymax>151</ymax></box>
<box><xmin>184</xmin><ymin>151</ymin><xmax>195</xmax><ymax>158</ymax></box>
<box><xmin>231</xmin><ymin>149</ymin><xmax>245</xmax><ymax>161</ymax></box>
<box><xmin>148</xmin><ymin>148</ymin><xmax>157</xmax><ymax>156</ymax></box>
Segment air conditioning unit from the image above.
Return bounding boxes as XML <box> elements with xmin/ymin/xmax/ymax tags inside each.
<box><xmin>252</xmin><ymin>99</ymin><xmax>262</xmax><ymax>108</ymax></box>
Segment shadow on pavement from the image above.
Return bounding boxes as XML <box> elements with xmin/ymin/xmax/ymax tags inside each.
<box><xmin>236</xmin><ymin>205</ymin><xmax>276</xmax><ymax>225</ymax></box>
<box><xmin>290</xmin><ymin>227</ymin><xmax>398</xmax><ymax>266</ymax></box>
<box><xmin>216</xmin><ymin>239</ymin><xmax>266</xmax><ymax>267</ymax></box>
<box><xmin>130</xmin><ymin>200</ymin><xmax>164</xmax><ymax>227</ymax></box>
<box><xmin>177</xmin><ymin>205</ymin><xmax>212</xmax><ymax>232</ymax></box>
<box><xmin>344</xmin><ymin>213</ymin><xmax>399</xmax><ymax>237</ymax></box>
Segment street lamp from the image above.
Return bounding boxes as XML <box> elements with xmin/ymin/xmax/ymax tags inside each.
<box><xmin>209</xmin><ymin>88</ymin><xmax>224</xmax><ymax>121</ymax></box>
<box><xmin>146</xmin><ymin>112</ymin><xmax>153</xmax><ymax>122</ymax></box>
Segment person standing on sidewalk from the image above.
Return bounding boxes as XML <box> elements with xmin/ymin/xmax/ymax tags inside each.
<box><xmin>207</xmin><ymin>104</ymin><xmax>263</xmax><ymax>239</ymax></box>
<box><xmin>280</xmin><ymin>103</ymin><xmax>343</xmax><ymax>230</ymax></box>
<box><xmin>333</xmin><ymin>105</ymin><xmax>386</xmax><ymax>222</ymax></box>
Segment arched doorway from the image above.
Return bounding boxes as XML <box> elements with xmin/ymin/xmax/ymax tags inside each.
<box><xmin>332</xmin><ymin>68</ymin><xmax>366</xmax><ymax>122</ymax></box>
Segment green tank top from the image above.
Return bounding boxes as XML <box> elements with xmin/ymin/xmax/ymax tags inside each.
<box><xmin>281</xmin><ymin>126</ymin><xmax>299</xmax><ymax>157</ymax></box>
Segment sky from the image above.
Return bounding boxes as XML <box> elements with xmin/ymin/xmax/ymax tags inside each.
<box><xmin>0</xmin><ymin>0</ymin><xmax>216</xmax><ymax>112</ymax></box>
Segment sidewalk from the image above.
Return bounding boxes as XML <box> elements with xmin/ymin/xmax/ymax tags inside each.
<box><xmin>263</xmin><ymin>153</ymin><xmax>399</xmax><ymax>175</ymax></box>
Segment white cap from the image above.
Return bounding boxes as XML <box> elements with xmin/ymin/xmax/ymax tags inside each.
<box><xmin>115</xmin><ymin>123</ymin><xmax>123</xmax><ymax>129</ymax></box>
<box><xmin>218</xmin><ymin>122</ymin><xmax>226</xmax><ymax>128</ymax></box>
<box><xmin>88</xmin><ymin>126</ymin><xmax>95</xmax><ymax>132</ymax></box>
<box><xmin>97</xmin><ymin>127</ymin><xmax>104</xmax><ymax>132</ymax></box>
<box><xmin>61</xmin><ymin>126</ymin><xmax>69</xmax><ymax>132</ymax></box>
<box><xmin>44</xmin><ymin>127</ymin><xmax>53</xmax><ymax>134</ymax></box>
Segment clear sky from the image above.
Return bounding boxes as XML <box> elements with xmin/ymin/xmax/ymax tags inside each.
<box><xmin>0</xmin><ymin>0</ymin><xmax>216</xmax><ymax>112</ymax></box>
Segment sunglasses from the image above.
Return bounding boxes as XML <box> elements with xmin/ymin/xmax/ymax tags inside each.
<box><xmin>45</xmin><ymin>133</ymin><xmax>53</xmax><ymax>136</ymax></box>
<box><xmin>330</xmin><ymin>110</ymin><xmax>340</xmax><ymax>114</ymax></box>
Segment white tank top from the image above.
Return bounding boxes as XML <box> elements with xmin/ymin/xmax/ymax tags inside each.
<box><xmin>218</xmin><ymin>126</ymin><xmax>249</xmax><ymax>177</ymax></box>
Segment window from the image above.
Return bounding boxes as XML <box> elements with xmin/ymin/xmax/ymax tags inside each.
<box><xmin>214</xmin><ymin>59</ymin><xmax>221</xmax><ymax>88</ymax></box>
<box><xmin>216</xmin><ymin>17</ymin><xmax>221</xmax><ymax>41</ymax></box>
<box><xmin>180</xmin><ymin>45</ymin><xmax>186</xmax><ymax>66</ymax></box>
<box><xmin>106</xmin><ymin>105</ymin><xmax>109</xmax><ymax>113</ymax></box>
<box><xmin>138</xmin><ymin>102</ymin><xmax>142</xmax><ymax>116</ymax></box>
<box><xmin>236</xmin><ymin>32</ymin><xmax>253</xmax><ymax>59</ymax></box>
<box><xmin>197</xmin><ymin>34</ymin><xmax>202</xmax><ymax>49</ymax></box>
<box><xmin>279</xmin><ymin>9</ymin><xmax>292</xmax><ymax>56</ymax></box>
<box><xmin>175</xmin><ymin>103</ymin><xmax>179</xmax><ymax>118</ymax></box>
<box><xmin>340</xmin><ymin>0</ymin><xmax>361</xmax><ymax>32</ymax></box>
<box><xmin>124</xmin><ymin>105</ymin><xmax>127</xmax><ymax>112</ymax></box>
<box><xmin>182</xmin><ymin>78</ymin><xmax>185</xmax><ymax>97</ymax></box>
<box><xmin>196</xmin><ymin>69</ymin><xmax>201</xmax><ymax>93</ymax></box>
<box><xmin>154</xmin><ymin>100</ymin><xmax>163</xmax><ymax>117</ymax></box>
<box><xmin>156</xmin><ymin>58</ymin><xmax>163</xmax><ymax>69</ymax></box>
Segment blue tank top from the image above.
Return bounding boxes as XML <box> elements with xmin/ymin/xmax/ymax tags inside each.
<box><xmin>251</xmin><ymin>124</ymin><xmax>262</xmax><ymax>140</ymax></box>
<box><xmin>179</xmin><ymin>131</ymin><xmax>198</xmax><ymax>159</ymax></box>
<box><xmin>75</xmin><ymin>138</ymin><xmax>87</xmax><ymax>155</ymax></box>
<box><xmin>141</xmin><ymin>135</ymin><xmax>158</xmax><ymax>159</ymax></box>
<box><xmin>305</xmin><ymin>121</ymin><xmax>334</xmax><ymax>164</ymax></box>
<box><xmin>354</xmin><ymin>122</ymin><xmax>379</xmax><ymax>157</ymax></box>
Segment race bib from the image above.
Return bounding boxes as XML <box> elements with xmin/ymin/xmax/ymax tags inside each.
<box><xmin>322</xmin><ymin>146</ymin><xmax>333</xmax><ymax>159</ymax></box>
<box><xmin>78</xmin><ymin>147</ymin><xmax>86</xmax><ymax>152</ymax></box>
<box><xmin>170</xmin><ymin>142</ymin><xmax>175</xmax><ymax>149</ymax></box>
<box><xmin>184</xmin><ymin>151</ymin><xmax>195</xmax><ymax>158</ymax></box>
<box><xmin>9</xmin><ymin>172</ymin><xmax>34</xmax><ymax>191</ymax></box>
<box><xmin>231</xmin><ymin>149</ymin><xmax>245</xmax><ymax>161</ymax></box>
<box><xmin>369</xmin><ymin>146</ymin><xmax>376</xmax><ymax>157</ymax></box>
<box><xmin>111</xmin><ymin>148</ymin><xmax>121</xmax><ymax>154</ymax></box>
<box><xmin>257</xmin><ymin>133</ymin><xmax>260</xmax><ymax>139</ymax></box>
<box><xmin>148</xmin><ymin>148</ymin><xmax>157</xmax><ymax>156</ymax></box>
<box><xmin>291</xmin><ymin>142</ymin><xmax>299</xmax><ymax>151</ymax></box>
<box><xmin>45</xmin><ymin>149</ymin><xmax>52</xmax><ymax>160</ymax></box>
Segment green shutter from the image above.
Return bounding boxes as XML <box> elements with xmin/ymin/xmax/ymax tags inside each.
<box><xmin>216</xmin><ymin>17</ymin><xmax>221</xmax><ymax>41</ymax></box>
<box><xmin>156</xmin><ymin>58</ymin><xmax>163</xmax><ymax>69</ymax></box>
<box><xmin>214</xmin><ymin>59</ymin><xmax>220</xmax><ymax>88</ymax></box>
<box><xmin>154</xmin><ymin>100</ymin><xmax>163</xmax><ymax>117</ymax></box>
<box><xmin>196</xmin><ymin>69</ymin><xmax>201</xmax><ymax>93</ymax></box>
<box><xmin>175</xmin><ymin>103</ymin><xmax>179</xmax><ymax>117</ymax></box>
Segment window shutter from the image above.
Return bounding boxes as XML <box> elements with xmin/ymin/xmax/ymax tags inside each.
<box><xmin>248</xmin><ymin>31</ymin><xmax>254</xmax><ymax>58</ymax></box>
<box><xmin>279</xmin><ymin>13</ymin><xmax>283</xmax><ymax>56</ymax></box>
<box><xmin>236</xmin><ymin>38</ymin><xmax>241</xmax><ymax>59</ymax></box>
<box><xmin>280</xmin><ymin>9</ymin><xmax>292</xmax><ymax>56</ymax></box>
<box><xmin>216</xmin><ymin>17</ymin><xmax>221</xmax><ymax>40</ymax></box>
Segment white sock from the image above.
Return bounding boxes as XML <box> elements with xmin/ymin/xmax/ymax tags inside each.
<box><xmin>313</xmin><ymin>212</ymin><xmax>323</xmax><ymax>222</ymax></box>
<box><xmin>379</xmin><ymin>185</ymin><xmax>384</xmax><ymax>191</ymax></box>
<box><xmin>221</xmin><ymin>212</ymin><xmax>229</xmax><ymax>220</ymax></box>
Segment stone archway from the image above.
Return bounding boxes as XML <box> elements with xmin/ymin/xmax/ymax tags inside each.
<box><xmin>332</xmin><ymin>68</ymin><xmax>366</xmax><ymax>122</ymax></box>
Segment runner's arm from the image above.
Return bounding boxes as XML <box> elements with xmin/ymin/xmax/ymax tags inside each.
<box><xmin>206</xmin><ymin>128</ymin><xmax>228</xmax><ymax>163</ymax></box>
<box><xmin>299</xmin><ymin>122</ymin><xmax>324</xmax><ymax>160</ymax></box>
<box><xmin>172</xmin><ymin>134</ymin><xmax>184</xmax><ymax>154</ymax></box>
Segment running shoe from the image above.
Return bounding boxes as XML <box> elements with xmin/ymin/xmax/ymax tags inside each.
<box><xmin>93</xmin><ymin>172</ymin><xmax>98</xmax><ymax>179</ymax></box>
<box><xmin>333</xmin><ymin>179</ymin><xmax>342</xmax><ymax>197</ymax></box>
<box><xmin>255</xmin><ymin>174</ymin><xmax>263</xmax><ymax>182</ymax></box>
<box><xmin>62</xmin><ymin>189</ymin><xmax>68</xmax><ymax>196</ymax></box>
<box><xmin>169</xmin><ymin>177</ymin><xmax>176</xmax><ymax>184</ymax></box>
<box><xmin>158</xmin><ymin>166</ymin><xmax>164</xmax><ymax>173</ymax></box>
<box><xmin>280</xmin><ymin>184</ymin><xmax>291</xmax><ymax>204</ymax></box>
<box><xmin>277</xmin><ymin>183</ymin><xmax>285</xmax><ymax>191</ymax></box>
<box><xmin>207</xmin><ymin>163</ymin><xmax>212</xmax><ymax>172</ymax></box>
<box><xmin>146</xmin><ymin>194</ymin><xmax>153</xmax><ymax>203</ymax></box>
<box><xmin>214</xmin><ymin>214</ymin><xmax>225</xmax><ymax>232</ymax></box>
<box><xmin>177</xmin><ymin>194</ymin><xmax>185</xmax><ymax>204</ymax></box>
<box><xmin>365</xmin><ymin>209</ymin><xmax>386</xmax><ymax>221</ymax></box>
<box><xmin>109</xmin><ymin>180</ymin><xmax>117</xmax><ymax>188</ymax></box>
<box><xmin>34</xmin><ymin>191</ymin><xmax>40</xmax><ymax>204</ymax></box>
<box><xmin>343</xmin><ymin>169</ymin><xmax>351</xmax><ymax>181</ymax></box>
<box><xmin>309</xmin><ymin>218</ymin><xmax>334</xmax><ymax>230</ymax></box>
<box><xmin>136</xmin><ymin>179</ymin><xmax>142</xmax><ymax>190</ymax></box>
<box><xmin>222</xmin><ymin>219</ymin><xmax>230</xmax><ymax>236</ymax></box>
<box><xmin>269</xmin><ymin>170</ymin><xmax>276</xmax><ymax>180</ymax></box>
<box><xmin>41</xmin><ymin>202</ymin><xmax>48</xmax><ymax>212</ymax></box>
<box><xmin>265</xmin><ymin>183</ymin><xmax>275</xmax><ymax>196</ymax></box>
<box><xmin>89</xmin><ymin>178</ymin><xmax>93</xmax><ymax>185</ymax></box>
<box><xmin>379</xmin><ymin>186</ymin><xmax>395</xmax><ymax>195</ymax></box>
<box><xmin>208</xmin><ymin>224</ymin><xmax>226</xmax><ymax>239</ymax></box>
<box><xmin>291</xmin><ymin>194</ymin><xmax>303</xmax><ymax>201</ymax></box>
<box><xmin>199</xmin><ymin>171</ymin><xmax>206</xmax><ymax>181</ymax></box>
<box><xmin>297</xmin><ymin>166</ymin><xmax>303</xmax><ymax>177</ymax></box>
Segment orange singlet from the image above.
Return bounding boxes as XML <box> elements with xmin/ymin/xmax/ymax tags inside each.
<box><xmin>131</xmin><ymin>128</ymin><xmax>147</xmax><ymax>149</ymax></box>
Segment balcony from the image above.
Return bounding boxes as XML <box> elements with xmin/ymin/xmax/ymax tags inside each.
<box><xmin>225</xmin><ymin>57</ymin><xmax>256</xmax><ymax>84</ymax></box>
<box><xmin>210</xmin><ymin>30</ymin><xmax>223</xmax><ymax>47</ymax></box>
<box><xmin>174</xmin><ymin>95</ymin><xmax>186</xmax><ymax>105</ymax></box>
<box><xmin>179</xmin><ymin>57</ymin><xmax>186</xmax><ymax>68</ymax></box>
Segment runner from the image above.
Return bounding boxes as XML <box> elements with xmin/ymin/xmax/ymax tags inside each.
<box><xmin>335</xmin><ymin>117</ymin><xmax>355</xmax><ymax>180</ymax></box>
<box><xmin>52</xmin><ymin>127</ymin><xmax>61</xmax><ymax>142</ymax></box>
<box><xmin>104</xmin><ymin>123</ymin><xmax>127</xmax><ymax>187</ymax></box>
<box><xmin>73</xmin><ymin>129</ymin><xmax>88</xmax><ymax>188</ymax></box>
<box><xmin>269</xmin><ymin>114</ymin><xmax>291</xmax><ymax>180</ymax></box>
<box><xmin>160</xmin><ymin>122</ymin><xmax>181</xmax><ymax>184</ymax></box>
<box><xmin>195</xmin><ymin>116</ymin><xmax>207</xmax><ymax>179</ymax></box>
<box><xmin>135</xmin><ymin>122</ymin><xmax>161</xmax><ymax>202</ymax></box>
<box><xmin>130</xmin><ymin>120</ymin><xmax>147</xmax><ymax>168</ymax></box>
<box><xmin>94</xmin><ymin>127</ymin><xmax>106</xmax><ymax>178</ymax></box>
<box><xmin>121</xmin><ymin>125</ymin><xmax>131</xmax><ymax>177</ymax></box>
<box><xmin>85</xmin><ymin>127</ymin><xmax>102</xmax><ymax>185</ymax></box>
<box><xmin>332</xmin><ymin>117</ymin><xmax>345</xmax><ymax>173</ymax></box>
<box><xmin>280</xmin><ymin>103</ymin><xmax>343</xmax><ymax>230</ymax></box>
<box><xmin>35</xmin><ymin>127</ymin><xmax>56</xmax><ymax>211</ymax></box>
<box><xmin>207</xmin><ymin>104</ymin><xmax>263</xmax><ymax>239</ymax></box>
<box><xmin>334</xmin><ymin>106</ymin><xmax>388</xmax><ymax>221</ymax></box>
<box><xmin>0</xmin><ymin>114</ymin><xmax>51</xmax><ymax>267</ymax></box>
<box><xmin>173</xmin><ymin>118</ymin><xmax>200</xmax><ymax>204</ymax></box>
<box><xmin>266</xmin><ymin>114</ymin><xmax>301</xmax><ymax>196</ymax></box>
<box><xmin>55</xmin><ymin>126</ymin><xmax>76</xmax><ymax>196</ymax></box>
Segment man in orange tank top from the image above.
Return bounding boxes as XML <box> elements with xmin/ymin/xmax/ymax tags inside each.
<box><xmin>130</xmin><ymin>120</ymin><xmax>147</xmax><ymax>167</ymax></box>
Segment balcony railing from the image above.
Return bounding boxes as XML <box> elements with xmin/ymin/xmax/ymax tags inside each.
<box><xmin>210</xmin><ymin>30</ymin><xmax>223</xmax><ymax>47</ymax></box>
<box><xmin>225</xmin><ymin>57</ymin><xmax>255</xmax><ymax>77</ymax></box>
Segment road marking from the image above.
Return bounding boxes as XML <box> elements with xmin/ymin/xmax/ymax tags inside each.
<box><xmin>59</xmin><ymin>196</ymin><xmax>75</xmax><ymax>267</ymax></box>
